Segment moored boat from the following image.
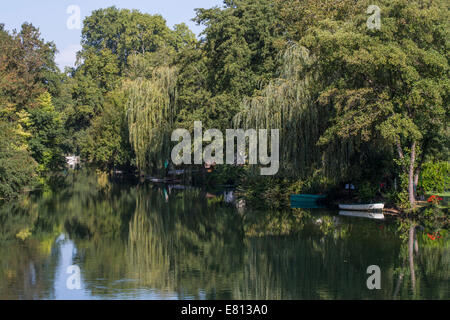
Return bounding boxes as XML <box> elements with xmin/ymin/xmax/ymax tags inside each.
<box><xmin>290</xmin><ymin>194</ymin><xmax>326</xmax><ymax>202</ymax></box>
<box><xmin>338</xmin><ymin>203</ymin><xmax>384</xmax><ymax>211</ymax></box>
<box><xmin>290</xmin><ymin>194</ymin><xmax>327</xmax><ymax>209</ymax></box>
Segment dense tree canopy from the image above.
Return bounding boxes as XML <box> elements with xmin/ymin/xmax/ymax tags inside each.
<box><xmin>0</xmin><ymin>23</ymin><xmax>58</xmax><ymax>118</ymax></box>
<box><xmin>0</xmin><ymin>1</ymin><xmax>448</xmax><ymax>207</ymax></box>
<box><xmin>177</xmin><ymin>0</ymin><xmax>285</xmax><ymax>131</ymax></box>
<box><xmin>81</xmin><ymin>7</ymin><xmax>196</xmax><ymax>73</ymax></box>
<box><xmin>237</xmin><ymin>0</ymin><xmax>448</xmax><ymax>206</ymax></box>
<box><xmin>0</xmin><ymin>23</ymin><xmax>63</xmax><ymax>199</ymax></box>
<box><xmin>301</xmin><ymin>0</ymin><xmax>449</xmax><ymax>205</ymax></box>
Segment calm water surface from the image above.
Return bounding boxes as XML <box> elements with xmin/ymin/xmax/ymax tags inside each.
<box><xmin>0</xmin><ymin>171</ymin><xmax>448</xmax><ymax>300</ymax></box>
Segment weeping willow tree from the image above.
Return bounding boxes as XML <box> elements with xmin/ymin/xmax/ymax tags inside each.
<box><xmin>235</xmin><ymin>44</ymin><xmax>357</xmax><ymax>180</ymax></box>
<box><xmin>126</xmin><ymin>186</ymin><xmax>246</xmax><ymax>296</ymax></box>
<box><xmin>126</xmin><ymin>66</ymin><xmax>177</xmax><ymax>174</ymax></box>
<box><xmin>127</xmin><ymin>194</ymin><xmax>174</xmax><ymax>291</ymax></box>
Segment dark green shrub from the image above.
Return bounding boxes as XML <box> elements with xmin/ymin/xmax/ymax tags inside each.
<box><xmin>420</xmin><ymin>161</ymin><xmax>449</xmax><ymax>193</ymax></box>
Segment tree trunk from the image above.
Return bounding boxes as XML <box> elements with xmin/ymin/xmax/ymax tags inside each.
<box><xmin>408</xmin><ymin>141</ymin><xmax>416</xmax><ymax>206</ymax></box>
<box><xmin>414</xmin><ymin>229</ymin><xmax>419</xmax><ymax>255</ymax></box>
<box><xmin>408</xmin><ymin>224</ymin><xmax>416</xmax><ymax>290</ymax></box>
<box><xmin>393</xmin><ymin>270</ymin><xmax>404</xmax><ymax>299</ymax></box>
<box><xmin>396</xmin><ymin>138</ymin><xmax>405</xmax><ymax>160</ymax></box>
<box><xmin>414</xmin><ymin>168</ymin><xmax>420</xmax><ymax>199</ymax></box>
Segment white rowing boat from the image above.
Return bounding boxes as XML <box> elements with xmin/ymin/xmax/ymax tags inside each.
<box><xmin>338</xmin><ymin>203</ymin><xmax>384</xmax><ymax>211</ymax></box>
<box><xmin>339</xmin><ymin>211</ymin><xmax>385</xmax><ymax>220</ymax></box>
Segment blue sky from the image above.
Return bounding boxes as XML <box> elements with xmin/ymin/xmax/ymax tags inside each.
<box><xmin>0</xmin><ymin>0</ymin><xmax>224</xmax><ymax>69</ymax></box>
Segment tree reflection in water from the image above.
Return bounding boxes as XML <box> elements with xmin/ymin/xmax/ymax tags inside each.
<box><xmin>0</xmin><ymin>170</ymin><xmax>448</xmax><ymax>299</ymax></box>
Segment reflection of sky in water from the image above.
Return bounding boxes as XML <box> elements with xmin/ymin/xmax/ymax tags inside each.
<box><xmin>53</xmin><ymin>234</ymin><xmax>90</xmax><ymax>300</ymax></box>
<box><xmin>51</xmin><ymin>234</ymin><xmax>189</xmax><ymax>300</ymax></box>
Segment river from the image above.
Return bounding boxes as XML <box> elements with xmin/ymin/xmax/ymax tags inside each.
<box><xmin>0</xmin><ymin>170</ymin><xmax>448</xmax><ymax>299</ymax></box>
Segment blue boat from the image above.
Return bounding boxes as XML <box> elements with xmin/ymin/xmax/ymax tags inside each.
<box><xmin>290</xmin><ymin>194</ymin><xmax>326</xmax><ymax>202</ymax></box>
<box><xmin>290</xmin><ymin>194</ymin><xmax>327</xmax><ymax>208</ymax></box>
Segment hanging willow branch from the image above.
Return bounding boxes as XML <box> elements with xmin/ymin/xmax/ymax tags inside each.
<box><xmin>234</xmin><ymin>44</ymin><xmax>354</xmax><ymax>180</ymax></box>
<box><xmin>126</xmin><ymin>66</ymin><xmax>177</xmax><ymax>173</ymax></box>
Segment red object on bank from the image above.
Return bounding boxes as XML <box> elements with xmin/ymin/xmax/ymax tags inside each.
<box><xmin>427</xmin><ymin>195</ymin><xmax>443</xmax><ymax>203</ymax></box>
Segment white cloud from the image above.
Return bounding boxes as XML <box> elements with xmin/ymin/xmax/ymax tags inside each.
<box><xmin>55</xmin><ymin>44</ymin><xmax>82</xmax><ymax>70</ymax></box>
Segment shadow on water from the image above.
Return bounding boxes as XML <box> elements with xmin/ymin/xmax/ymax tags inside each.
<box><xmin>0</xmin><ymin>169</ymin><xmax>448</xmax><ymax>299</ymax></box>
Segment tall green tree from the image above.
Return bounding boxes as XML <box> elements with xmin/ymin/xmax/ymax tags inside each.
<box><xmin>126</xmin><ymin>66</ymin><xmax>177</xmax><ymax>173</ymax></box>
<box><xmin>176</xmin><ymin>0</ymin><xmax>285</xmax><ymax>131</ymax></box>
<box><xmin>81</xmin><ymin>7</ymin><xmax>195</xmax><ymax>73</ymax></box>
<box><xmin>69</xmin><ymin>7</ymin><xmax>195</xmax><ymax>169</ymax></box>
<box><xmin>0</xmin><ymin>121</ymin><xmax>38</xmax><ymax>201</ymax></box>
<box><xmin>27</xmin><ymin>92</ymin><xmax>65</xmax><ymax>173</ymax></box>
<box><xmin>79</xmin><ymin>89</ymin><xmax>133</xmax><ymax>170</ymax></box>
<box><xmin>0</xmin><ymin>23</ymin><xmax>63</xmax><ymax>199</ymax></box>
<box><xmin>298</xmin><ymin>0</ymin><xmax>449</xmax><ymax>206</ymax></box>
<box><xmin>0</xmin><ymin>23</ymin><xmax>59</xmax><ymax>119</ymax></box>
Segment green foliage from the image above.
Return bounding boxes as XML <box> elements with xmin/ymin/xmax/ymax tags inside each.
<box><xmin>66</xmin><ymin>7</ymin><xmax>195</xmax><ymax>170</ymax></box>
<box><xmin>237</xmin><ymin>175</ymin><xmax>330</xmax><ymax>210</ymax></box>
<box><xmin>78</xmin><ymin>48</ymin><xmax>121</xmax><ymax>93</ymax></box>
<box><xmin>82</xmin><ymin>7</ymin><xmax>170</xmax><ymax>70</ymax></box>
<box><xmin>286</xmin><ymin>170</ymin><xmax>333</xmax><ymax>195</ymax></box>
<box><xmin>240</xmin><ymin>172</ymin><xmax>334</xmax><ymax>211</ymax></box>
<box><xmin>194</xmin><ymin>0</ymin><xmax>283</xmax><ymax>97</ymax></box>
<box><xmin>418</xmin><ymin>205</ymin><xmax>449</xmax><ymax>233</ymax></box>
<box><xmin>0</xmin><ymin>122</ymin><xmax>38</xmax><ymax>200</ymax></box>
<box><xmin>237</xmin><ymin>177</ymin><xmax>285</xmax><ymax>210</ymax></box>
<box><xmin>27</xmin><ymin>92</ymin><xmax>65</xmax><ymax>173</ymax></box>
<box><xmin>273</xmin><ymin>0</ymin><xmax>449</xmax><ymax>205</ymax></box>
<box><xmin>1</xmin><ymin>0</ymin><xmax>448</xmax><ymax>209</ymax></box>
<box><xmin>0</xmin><ymin>24</ymin><xmax>61</xmax><ymax>200</ymax></box>
<box><xmin>0</xmin><ymin>23</ymin><xmax>58</xmax><ymax>117</ymax></box>
<box><xmin>175</xmin><ymin>0</ymin><xmax>284</xmax><ymax>132</ymax></box>
<box><xmin>356</xmin><ymin>182</ymin><xmax>379</xmax><ymax>203</ymax></box>
<box><xmin>81</xmin><ymin>7</ymin><xmax>195</xmax><ymax>72</ymax></box>
<box><xmin>126</xmin><ymin>66</ymin><xmax>177</xmax><ymax>173</ymax></box>
<box><xmin>383</xmin><ymin>188</ymin><xmax>407</xmax><ymax>208</ymax></box>
<box><xmin>78</xmin><ymin>89</ymin><xmax>133</xmax><ymax>170</ymax></box>
<box><xmin>205</xmin><ymin>165</ymin><xmax>245</xmax><ymax>186</ymax></box>
<box><xmin>392</xmin><ymin>173</ymin><xmax>413</xmax><ymax>209</ymax></box>
<box><xmin>420</xmin><ymin>161</ymin><xmax>449</xmax><ymax>193</ymax></box>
